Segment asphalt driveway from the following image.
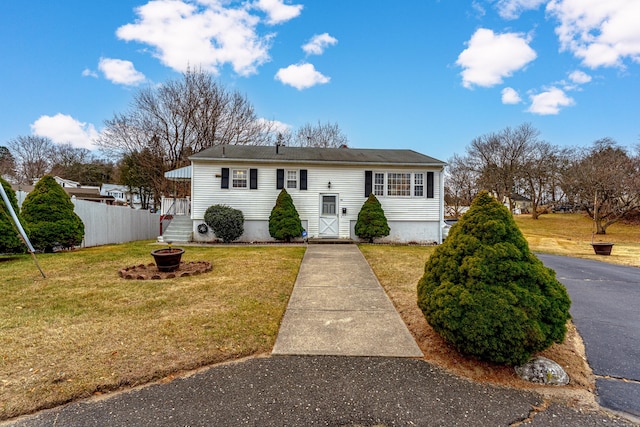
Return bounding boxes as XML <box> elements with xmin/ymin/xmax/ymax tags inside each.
<box><xmin>538</xmin><ymin>254</ymin><xmax>640</xmax><ymax>419</ymax></box>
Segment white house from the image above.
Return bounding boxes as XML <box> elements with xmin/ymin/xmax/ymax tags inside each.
<box><xmin>182</xmin><ymin>144</ymin><xmax>447</xmax><ymax>244</ymax></box>
<box><xmin>100</xmin><ymin>183</ymin><xmax>143</xmax><ymax>208</ymax></box>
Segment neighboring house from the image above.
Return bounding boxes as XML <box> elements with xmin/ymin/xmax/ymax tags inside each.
<box><xmin>177</xmin><ymin>145</ymin><xmax>446</xmax><ymax>244</ymax></box>
<box><xmin>52</xmin><ymin>176</ymin><xmax>81</xmax><ymax>188</ymax></box>
<box><xmin>100</xmin><ymin>184</ymin><xmax>144</xmax><ymax>208</ymax></box>
<box><xmin>504</xmin><ymin>193</ymin><xmax>532</xmax><ymax>214</ymax></box>
<box><xmin>12</xmin><ymin>181</ymin><xmax>114</xmax><ymax>206</ymax></box>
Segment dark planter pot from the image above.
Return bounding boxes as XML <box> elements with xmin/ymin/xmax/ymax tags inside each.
<box><xmin>591</xmin><ymin>243</ymin><xmax>614</xmax><ymax>256</ymax></box>
<box><xmin>151</xmin><ymin>248</ymin><xmax>185</xmax><ymax>272</ymax></box>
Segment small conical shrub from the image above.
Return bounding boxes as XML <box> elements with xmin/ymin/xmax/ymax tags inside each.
<box><xmin>269</xmin><ymin>189</ymin><xmax>303</xmax><ymax>242</ymax></box>
<box><xmin>204</xmin><ymin>205</ymin><xmax>244</xmax><ymax>243</ymax></box>
<box><xmin>355</xmin><ymin>193</ymin><xmax>390</xmax><ymax>243</ymax></box>
<box><xmin>0</xmin><ymin>177</ymin><xmax>26</xmax><ymax>254</ymax></box>
<box><xmin>22</xmin><ymin>176</ymin><xmax>85</xmax><ymax>253</ymax></box>
<box><xmin>417</xmin><ymin>191</ymin><xmax>571</xmax><ymax>366</ymax></box>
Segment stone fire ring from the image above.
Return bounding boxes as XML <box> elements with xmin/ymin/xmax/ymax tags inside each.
<box><xmin>119</xmin><ymin>261</ymin><xmax>212</xmax><ymax>280</ymax></box>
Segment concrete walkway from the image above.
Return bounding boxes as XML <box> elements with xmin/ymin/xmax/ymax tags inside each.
<box><xmin>272</xmin><ymin>244</ymin><xmax>423</xmax><ymax>358</ymax></box>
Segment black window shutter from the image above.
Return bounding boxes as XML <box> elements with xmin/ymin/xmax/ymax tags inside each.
<box><xmin>250</xmin><ymin>168</ymin><xmax>258</xmax><ymax>189</ymax></box>
<box><xmin>221</xmin><ymin>168</ymin><xmax>229</xmax><ymax>189</ymax></box>
<box><xmin>276</xmin><ymin>169</ymin><xmax>284</xmax><ymax>189</ymax></box>
<box><xmin>364</xmin><ymin>170</ymin><xmax>372</xmax><ymax>197</ymax></box>
<box><xmin>427</xmin><ymin>171</ymin><xmax>434</xmax><ymax>198</ymax></box>
<box><xmin>299</xmin><ymin>169</ymin><xmax>307</xmax><ymax>190</ymax></box>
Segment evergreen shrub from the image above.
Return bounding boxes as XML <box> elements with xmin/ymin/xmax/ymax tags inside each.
<box><xmin>21</xmin><ymin>176</ymin><xmax>85</xmax><ymax>253</ymax></box>
<box><xmin>417</xmin><ymin>191</ymin><xmax>571</xmax><ymax>366</ymax></box>
<box><xmin>269</xmin><ymin>189</ymin><xmax>303</xmax><ymax>242</ymax></box>
<box><xmin>355</xmin><ymin>193</ymin><xmax>390</xmax><ymax>243</ymax></box>
<box><xmin>204</xmin><ymin>205</ymin><xmax>244</xmax><ymax>243</ymax></box>
<box><xmin>0</xmin><ymin>177</ymin><xmax>26</xmax><ymax>254</ymax></box>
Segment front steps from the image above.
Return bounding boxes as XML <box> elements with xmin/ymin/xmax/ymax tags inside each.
<box><xmin>159</xmin><ymin>215</ymin><xmax>192</xmax><ymax>243</ymax></box>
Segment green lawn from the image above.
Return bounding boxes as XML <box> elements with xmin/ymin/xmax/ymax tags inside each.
<box><xmin>0</xmin><ymin>242</ymin><xmax>305</xmax><ymax>420</ymax></box>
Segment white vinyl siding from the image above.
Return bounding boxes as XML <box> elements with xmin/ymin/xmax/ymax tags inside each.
<box><xmin>191</xmin><ymin>162</ymin><xmax>443</xmax><ymax>241</ymax></box>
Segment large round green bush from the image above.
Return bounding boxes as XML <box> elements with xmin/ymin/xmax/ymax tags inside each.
<box><xmin>355</xmin><ymin>193</ymin><xmax>390</xmax><ymax>243</ymax></box>
<box><xmin>204</xmin><ymin>205</ymin><xmax>244</xmax><ymax>243</ymax></box>
<box><xmin>269</xmin><ymin>189</ymin><xmax>303</xmax><ymax>242</ymax></box>
<box><xmin>21</xmin><ymin>176</ymin><xmax>85</xmax><ymax>253</ymax></box>
<box><xmin>417</xmin><ymin>191</ymin><xmax>571</xmax><ymax>366</ymax></box>
<box><xmin>0</xmin><ymin>177</ymin><xmax>26</xmax><ymax>254</ymax></box>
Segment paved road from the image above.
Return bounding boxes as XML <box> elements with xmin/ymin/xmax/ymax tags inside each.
<box><xmin>4</xmin><ymin>356</ymin><xmax>633</xmax><ymax>427</ymax></box>
<box><xmin>538</xmin><ymin>254</ymin><xmax>640</xmax><ymax>419</ymax></box>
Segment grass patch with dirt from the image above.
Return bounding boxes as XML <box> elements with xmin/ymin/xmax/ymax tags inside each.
<box><xmin>359</xmin><ymin>244</ymin><xmax>596</xmax><ymax>408</ymax></box>
<box><xmin>0</xmin><ymin>242</ymin><xmax>305</xmax><ymax>420</ymax></box>
<box><xmin>360</xmin><ymin>214</ymin><xmax>638</xmax><ymax>407</ymax></box>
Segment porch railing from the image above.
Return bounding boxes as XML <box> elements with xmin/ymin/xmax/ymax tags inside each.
<box><xmin>159</xmin><ymin>197</ymin><xmax>191</xmax><ymax>236</ymax></box>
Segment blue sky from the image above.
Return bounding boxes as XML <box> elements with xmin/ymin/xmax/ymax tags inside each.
<box><xmin>1</xmin><ymin>0</ymin><xmax>638</xmax><ymax>163</ymax></box>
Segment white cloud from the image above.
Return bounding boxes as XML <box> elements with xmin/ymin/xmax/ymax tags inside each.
<box><xmin>31</xmin><ymin>114</ymin><xmax>100</xmax><ymax>150</ymax></box>
<box><xmin>471</xmin><ymin>1</ymin><xmax>486</xmax><ymax>18</ymax></box>
<box><xmin>116</xmin><ymin>0</ymin><xmax>277</xmax><ymax>76</ymax></box>
<box><xmin>527</xmin><ymin>87</ymin><xmax>575</xmax><ymax>115</ymax></box>
<box><xmin>495</xmin><ymin>0</ymin><xmax>546</xmax><ymax>19</ymax></box>
<box><xmin>82</xmin><ymin>68</ymin><xmax>98</xmax><ymax>78</ymax></box>
<box><xmin>98</xmin><ymin>58</ymin><xmax>146</xmax><ymax>85</ymax></box>
<box><xmin>547</xmin><ymin>0</ymin><xmax>640</xmax><ymax>68</ymax></box>
<box><xmin>254</xmin><ymin>0</ymin><xmax>302</xmax><ymax>25</ymax></box>
<box><xmin>275</xmin><ymin>63</ymin><xmax>330</xmax><ymax>90</ymax></box>
<box><xmin>501</xmin><ymin>87</ymin><xmax>522</xmax><ymax>104</ymax></box>
<box><xmin>568</xmin><ymin>70</ymin><xmax>592</xmax><ymax>84</ymax></box>
<box><xmin>302</xmin><ymin>33</ymin><xmax>338</xmax><ymax>55</ymax></box>
<box><xmin>457</xmin><ymin>28</ymin><xmax>537</xmax><ymax>88</ymax></box>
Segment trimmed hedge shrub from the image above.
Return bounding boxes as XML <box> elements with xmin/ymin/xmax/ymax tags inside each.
<box><xmin>355</xmin><ymin>193</ymin><xmax>390</xmax><ymax>243</ymax></box>
<box><xmin>417</xmin><ymin>191</ymin><xmax>571</xmax><ymax>366</ymax></box>
<box><xmin>21</xmin><ymin>175</ymin><xmax>85</xmax><ymax>253</ymax></box>
<box><xmin>204</xmin><ymin>205</ymin><xmax>244</xmax><ymax>243</ymax></box>
<box><xmin>0</xmin><ymin>177</ymin><xmax>26</xmax><ymax>254</ymax></box>
<box><xmin>269</xmin><ymin>189</ymin><xmax>303</xmax><ymax>242</ymax></box>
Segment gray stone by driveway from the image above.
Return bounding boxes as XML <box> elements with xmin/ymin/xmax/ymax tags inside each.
<box><xmin>272</xmin><ymin>245</ymin><xmax>423</xmax><ymax>357</ymax></box>
<box><xmin>538</xmin><ymin>254</ymin><xmax>640</xmax><ymax>420</ymax></box>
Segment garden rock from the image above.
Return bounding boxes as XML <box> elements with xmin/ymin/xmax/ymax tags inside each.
<box><xmin>515</xmin><ymin>356</ymin><xmax>569</xmax><ymax>386</ymax></box>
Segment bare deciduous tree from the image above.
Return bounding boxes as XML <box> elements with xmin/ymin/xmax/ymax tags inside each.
<box><xmin>444</xmin><ymin>154</ymin><xmax>478</xmax><ymax>217</ymax></box>
<box><xmin>7</xmin><ymin>136</ymin><xmax>54</xmax><ymax>184</ymax></box>
<box><xmin>518</xmin><ymin>141</ymin><xmax>566</xmax><ymax>219</ymax></box>
<box><xmin>562</xmin><ymin>138</ymin><xmax>640</xmax><ymax>234</ymax></box>
<box><xmin>290</xmin><ymin>121</ymin><xmax>349</xmax><ymax>148</ymax></box>
<box><xmin>96</xmin><ymin>69</ymin><xmax>277</xmax><ymax>204</ymax></box>
<box><xmin>97</xmin><ymin>69</ymin><xmax>275</xmax><ymax>172</ymax></box>
<box><xmin>0</xmin><ymin>146</ymin><xmax>16</xmax><ymax>180</ymax></box>
<box><xmin>467</xmin><ymin>123</ymin><xmax>537</xmax><ymax>211</ymax></box>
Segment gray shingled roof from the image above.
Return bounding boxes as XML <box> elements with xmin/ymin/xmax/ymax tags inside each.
<box><xmin>189</xmin><ymin>145</ymin><xmax>445</xmax><ymax>166</ymax></box>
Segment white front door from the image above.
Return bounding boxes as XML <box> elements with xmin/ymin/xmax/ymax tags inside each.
<box><xmin>319</xmin><ymin>194</ymin><xmax>338</xmax><ymax>238</ymax></box>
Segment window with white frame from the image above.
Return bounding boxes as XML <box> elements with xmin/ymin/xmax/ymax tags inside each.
<box><xmin>232</xmin><ymin>169</ymin><xmax>248</xmax><ymax>188</ymax></box>
<box><xmin>414</xmin><ymin>173</ymin><xmax>424</xmax><ymax>197</ymax></box>
<box><xmin>387</xmin><ymin>172</ymin><xmax>411</xmax><ymax>196</ymax></box>
<box><xmin>286</xmin><ymin>170</ymin><xmax>297</xmax><ymax>189</ymax></box>
<box><xmin>369</xmin><ymin>171</ymin><xmax>433</xmax><ymax>198</ymax></box>
<box><xmin>374</xmin><ymin>173</ymin><xmax>385</xmax><ymax>196</ymax></box>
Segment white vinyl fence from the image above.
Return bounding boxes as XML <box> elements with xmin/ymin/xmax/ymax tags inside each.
<box><xmin>72</xmin><ymin>199</ymin><xmax>159</xmax><ymax>247</ymax></box>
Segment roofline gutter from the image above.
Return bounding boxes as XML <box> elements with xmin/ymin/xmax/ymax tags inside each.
<box><xmin>188</xmin><ymin>157</ymin><xmax>447</xmax><ymax>168</ymax></box>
